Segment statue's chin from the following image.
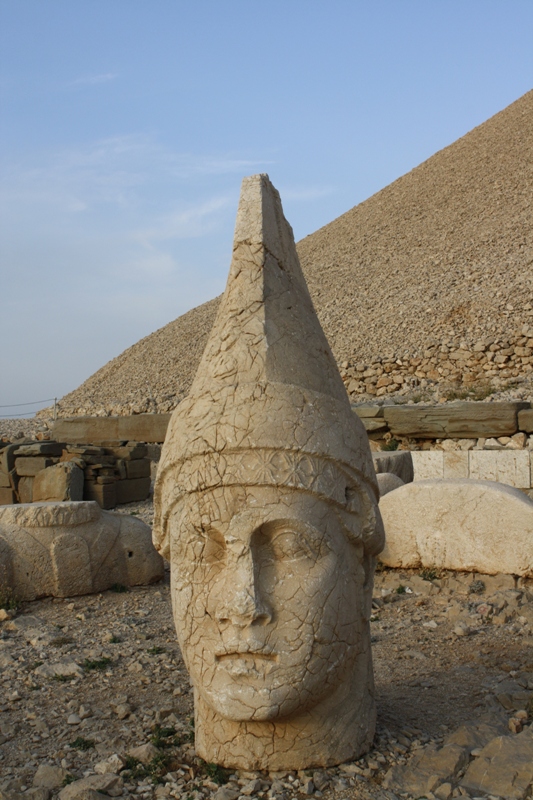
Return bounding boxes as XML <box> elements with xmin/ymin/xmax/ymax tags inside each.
<box><xmin>200</xmin><ymin>684</ymin><xmax>318</xmax><ymax>723</ymax></box>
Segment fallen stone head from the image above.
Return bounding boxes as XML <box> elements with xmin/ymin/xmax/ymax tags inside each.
<box><xmin>154</xmin><ymin>174</ymin><xmax>385</xmax><ymax>770</ymax></box>
<box><xmin>0</xmin><ymin>501</ymin><xmax>165</xmax><ymax>601</ymax></box>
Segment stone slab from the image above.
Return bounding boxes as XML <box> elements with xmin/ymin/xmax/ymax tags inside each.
<box><xmin>125</xmin><ymin>459</ymin><xmax>151</xmax><ymax>479</ymax></box>
<box><xmin>15</xmin><ymin>457</ymin><xmax>53</xmax><ymax>477</ymax></box>
<box><xmin>52</xmin><ymin>414</ymin><xmax>171</xmax><ymax>444</ymax></box>
<box><xmin>373</xmin><ymin>451</ymin><xmax>414</xmax><ymax>483</ymax></box>
<box><xmin>518</xmin><ymin>407</ymin><xmax>533</xmax><ymax>433</ymax></box>
<box><xmin>411</xmin><ymin>451</ymin><xmax>444</xmax><ymax>480</ymax></box>
<box><xmin>0</xmin><ymin>470</ymin><xmax>10</xmax><ymax>488</ymax></box>
<box><xmin>361</xmin><ymin>418</ymin><xmax>388</xmax><ymax>433</ymax></box>
<box><xmin>469</xmin><ymin>450</ymin><xmax>531</xmax><ymax>489</ymax></box>
<box><xmin>14</xmin><ymin>443</ymin><xmax>64</xmax><ymax>457</ymax></box>
<box><xmin>115</xmin><ymin>477</ymin><xmax>151</xmax><ymax>505</ymax></box>
<box><xmin>383</xmin><ymin>402</ymin><xmax>528</xmax><ymax>438</ymax></box>
<box><xmin>379</xmin><ymin>479</ymin><xmax>533</xmax><ymax>576</ymax></box>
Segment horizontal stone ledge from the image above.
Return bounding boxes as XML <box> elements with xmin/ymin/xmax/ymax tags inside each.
<box><xmin>383</xmin><ymin>401</ymin><xmax>530</xmax><ymax>438</ymax></box>
<box><xmin>52</xmin><ymin>414</ymin><xmax>172</xmax><ymax>444</ymax></box>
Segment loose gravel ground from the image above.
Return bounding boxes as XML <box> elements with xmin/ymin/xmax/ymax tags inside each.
<box><xmin>1</xmin><ymin>500</ymin><xmax>532</xmax><ymax>800</ymax></box>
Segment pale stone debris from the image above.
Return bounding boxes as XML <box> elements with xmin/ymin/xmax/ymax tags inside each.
<box><xmin>0</xmin><ymin>501</ymin><xmax>164</xmax><ymax>600</ymax></box>
<box><xmin>154</xmin><ymin>174</ymin><xmax>384</xmax><ymax>770</ymax></box>
<box><xmin>379</xmin><ymin>478</ymin><xmax>533</xmax><ymax>576</ymax></box>
<box><xmin>376</xmin><ymin>472</ymin><xmax>404</xmax><ymax>497</ymax></box>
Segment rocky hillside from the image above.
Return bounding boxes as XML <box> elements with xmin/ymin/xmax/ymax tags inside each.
<box><xmin>55</xmin><ymin>90</ymin><xmax>533</xmax><ymax>417</ymax></box>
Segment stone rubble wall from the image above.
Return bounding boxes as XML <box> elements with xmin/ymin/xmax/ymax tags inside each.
<box><xmin>340</xmin><ymin>324</ymin><xmax>533</xmax><ymax>399</ymax></box>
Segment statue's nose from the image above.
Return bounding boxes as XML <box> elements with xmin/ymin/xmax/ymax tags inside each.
<box><xmin>215</xmin><ymin>554</ymin><xmax>271</xmax><ymax>627</ymax></box>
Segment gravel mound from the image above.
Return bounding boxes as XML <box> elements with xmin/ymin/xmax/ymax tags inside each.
<box><xmin>55</xmin><ymin>90</ymin><xmax>533</xmax><ymax>417</ymax></box>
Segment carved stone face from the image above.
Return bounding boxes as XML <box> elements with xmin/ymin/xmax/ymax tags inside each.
<box><xmin>170</xmin><ymin>483</ymin><xmax>368</xmax><ymax>722</ymax></box>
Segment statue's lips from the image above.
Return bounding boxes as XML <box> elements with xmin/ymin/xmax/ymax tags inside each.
<box><xmin>215</xmin><ymin>645</ymin><xmax>278</xmax><ymax>663</ymax></box>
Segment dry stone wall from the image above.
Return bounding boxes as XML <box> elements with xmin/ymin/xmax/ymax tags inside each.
<box><xmin>0</xmin><ymin>441</ymin><xmax>152</xmax><ymax>509</ymax></box>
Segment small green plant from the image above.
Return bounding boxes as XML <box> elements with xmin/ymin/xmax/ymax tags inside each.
<box><xmin>147</xmin><ymin>645</ymin><xmax>165</xmax><ymax>655</ymax></box>
<box><xmin>419</xmin><ymin>567</ymin><xmax>440</xmax><ymax>582</ymax></box>
<box><xmin>469</xmin><ymin>580</ymin><xmax>486</xmax><ymax>595</ymax></box>
<box><xmin>52</xmin><ymin>674</ymin><xmax>71</xmax><ymax>683</ymax></box>
<box><xmin>83</xmin><ymin>656</ymin><xmax>112</xmax><ymax>671</ymax></box>
<box><xmin>381</xmin><ymin>438</ymin><xmax>399</xmax><ymax>452</ymax></box>
<box><xmin>110</xmin><ymin>635</ymin><xmax>121</xmax><ymax>644</ymax></box>
<box><xmin>201</xmin><ymin>761</ymin><xmax>231</xmax><ymax>785</ymax></box>
<box><xmin>150</xmin><ymin>723</ymin><xmax>179</xmax><ymax>748</ymax></box>
<box><xmin>0</xmin><ymin>585</ymin><xmax>19</xmax><ymax>611</ymax></box>
<box><xmin>110</xmin><ymin>583</ymin><xmax>129</xmax><ymax>593</ymax></box>
<box><xmin>396</xmin><ymin>585</ymin><xmax>406</xmax><ymax>594</ymax></box>
<box><xmin>70</xmin><ymin>736</ymin><xmax>95</xmax><ymax>751</ymax></box>
<box><xmin>124</xmin><ymin>753</ymin><xmax>171</xmax><ymax>783</ymax></box>
<box><xmin>62</xmin><ymin>775</ymin><xmax>76</xmax><ymax>787</ymax></box>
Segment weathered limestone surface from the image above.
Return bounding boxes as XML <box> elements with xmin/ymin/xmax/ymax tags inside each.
<box><xmin>412</xmin><ymin>449</ymin><xmax>532</xmax><ymax>488</ymax></box>
<box><xmin>372</xmin><ymin>451</ymin><xmax>414</xmax><ymax>483</ymax></box>
<box><xmin>469</xmin><ymin>449</ymin><xmax>531</xmax><ymax>488</ymax></box>
<box><xmin>0</xmin><ymin>501</ymin><xmax>164</xmax><ymax>600</ymax></box>
<box><xmin>33</xmin><ymin>462</ymin><xmax>84</xmax><ymax>502</ymax></box>
<box><xmin>384</xmin><ymin>401</ymin><xmax>528</xmax><ymax>438</ymax></box>
<box><xmin>154</xmin><ymin>175</ymin><xmax>384</xmax><ymax>770</ymax></box>
<box><xmin>52</xmin><ymin>414</ymin><xmax>171</xmax><ymax>444</ymax></box>
<box><xmin>379</xmin><ymin>479</ymin><xmax>533</xmax><ymax>576</ymax></box>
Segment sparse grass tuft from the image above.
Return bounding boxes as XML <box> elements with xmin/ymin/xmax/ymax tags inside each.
<box><xmin>147</xmin><ymin>645</ymin><xmax>165</xmax><ymax>655</ymax></box>
<box><xmin>381</xmin><ymin>438</ymin><xmax>399</xmax><ymax>452</ymax></box>
<box><xmin>70</xmin><ymin>736</ymin><xmax>95</xmax><ymax>751</ymax></box>
<box><xmin>0</xmin><ymin>585</ymin><xmax>19</xmax><ymax>611</ymax></box>
<box><xmin>83</xmin><ymin>656</ymin><xmax>112</xmax><ymax>671</ymax></box>
<box><xmin>201</xmin><ymin>761</ymin><xmax>231</xmax><ymax>785</ymax></box>
<box><xmin>419</xmin><ymin>567</ymin><xmax>441</xmax><ymax>582</ymax></box>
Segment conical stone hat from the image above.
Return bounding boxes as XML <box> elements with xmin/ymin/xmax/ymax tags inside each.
<box><xmin>153</xmin><ymin>174</ymin><xmax>382</xmax><ymax>557</ymax></box>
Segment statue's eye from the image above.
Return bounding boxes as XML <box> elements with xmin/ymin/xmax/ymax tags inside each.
<box><xmin>264</xmin><ymin>530</ymin><xmax>320</xmax><ymax>562</ymax></box>
<box><xmin>203</xmin><ymin>530</ymin><xmax>226</xmax><ymax>564</ymax></box>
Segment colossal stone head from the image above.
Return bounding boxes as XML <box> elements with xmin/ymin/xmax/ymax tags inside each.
<box><xmin>153</xmin><ymin>174</ymin><xmax>384</xmax><ymax>770</ymax></box>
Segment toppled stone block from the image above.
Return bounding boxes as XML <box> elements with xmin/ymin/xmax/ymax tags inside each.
<box><xmin>115</xmin><ymin>476</ymin><xmax>151</xmax><ymax>504</ymax></box>
<box><xmin>384</xmin><ymin>402</ymin><xmax>528</xmax><ymax>438</ymax></box>
<box><xmin>0</xmin><ymin>500</ymin><xmax>164</xmax><ymax>600</ymax></box>
<box><xmin>373</xmin><ymin>450</ymin><xmax>414</xmax><ymax>483</ymax></box>
<box><xmin>125</xmin><ymin>459</ymin><xmax>151</xmax><ymax>479</ymax></box>
<box><xmin>84</xmin><ymin>481</ymin><xmax>117</xmax><ymax>510</ymax></box>
<box><xmin>58</xmin><ymin>775</ymin><xmax>123</xmax><ymax>800</ymax></box>
<box><xmin>33</xmin><ymin>462</ymin><xmax>84</xmax><ymax>502</ymax></box>
<box><xmin>379</xmin><ymin>479</ymin><xmax>533</xmax><ymax>576</ymax></box>
<box><xmin>0</xmin><ymin>488</ymin><xmax>15</xmax><ymax>505</ymax></box>
<box><xmin>15</xmin><ymin>457</ymin><xmax>53</xmax><ymax>477</ymax></box>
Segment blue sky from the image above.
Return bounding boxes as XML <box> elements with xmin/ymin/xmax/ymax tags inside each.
<box><xmin>1</xmin><ymin>1</ymin><xmax>532</xmax><ymax>414</ymax></box>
